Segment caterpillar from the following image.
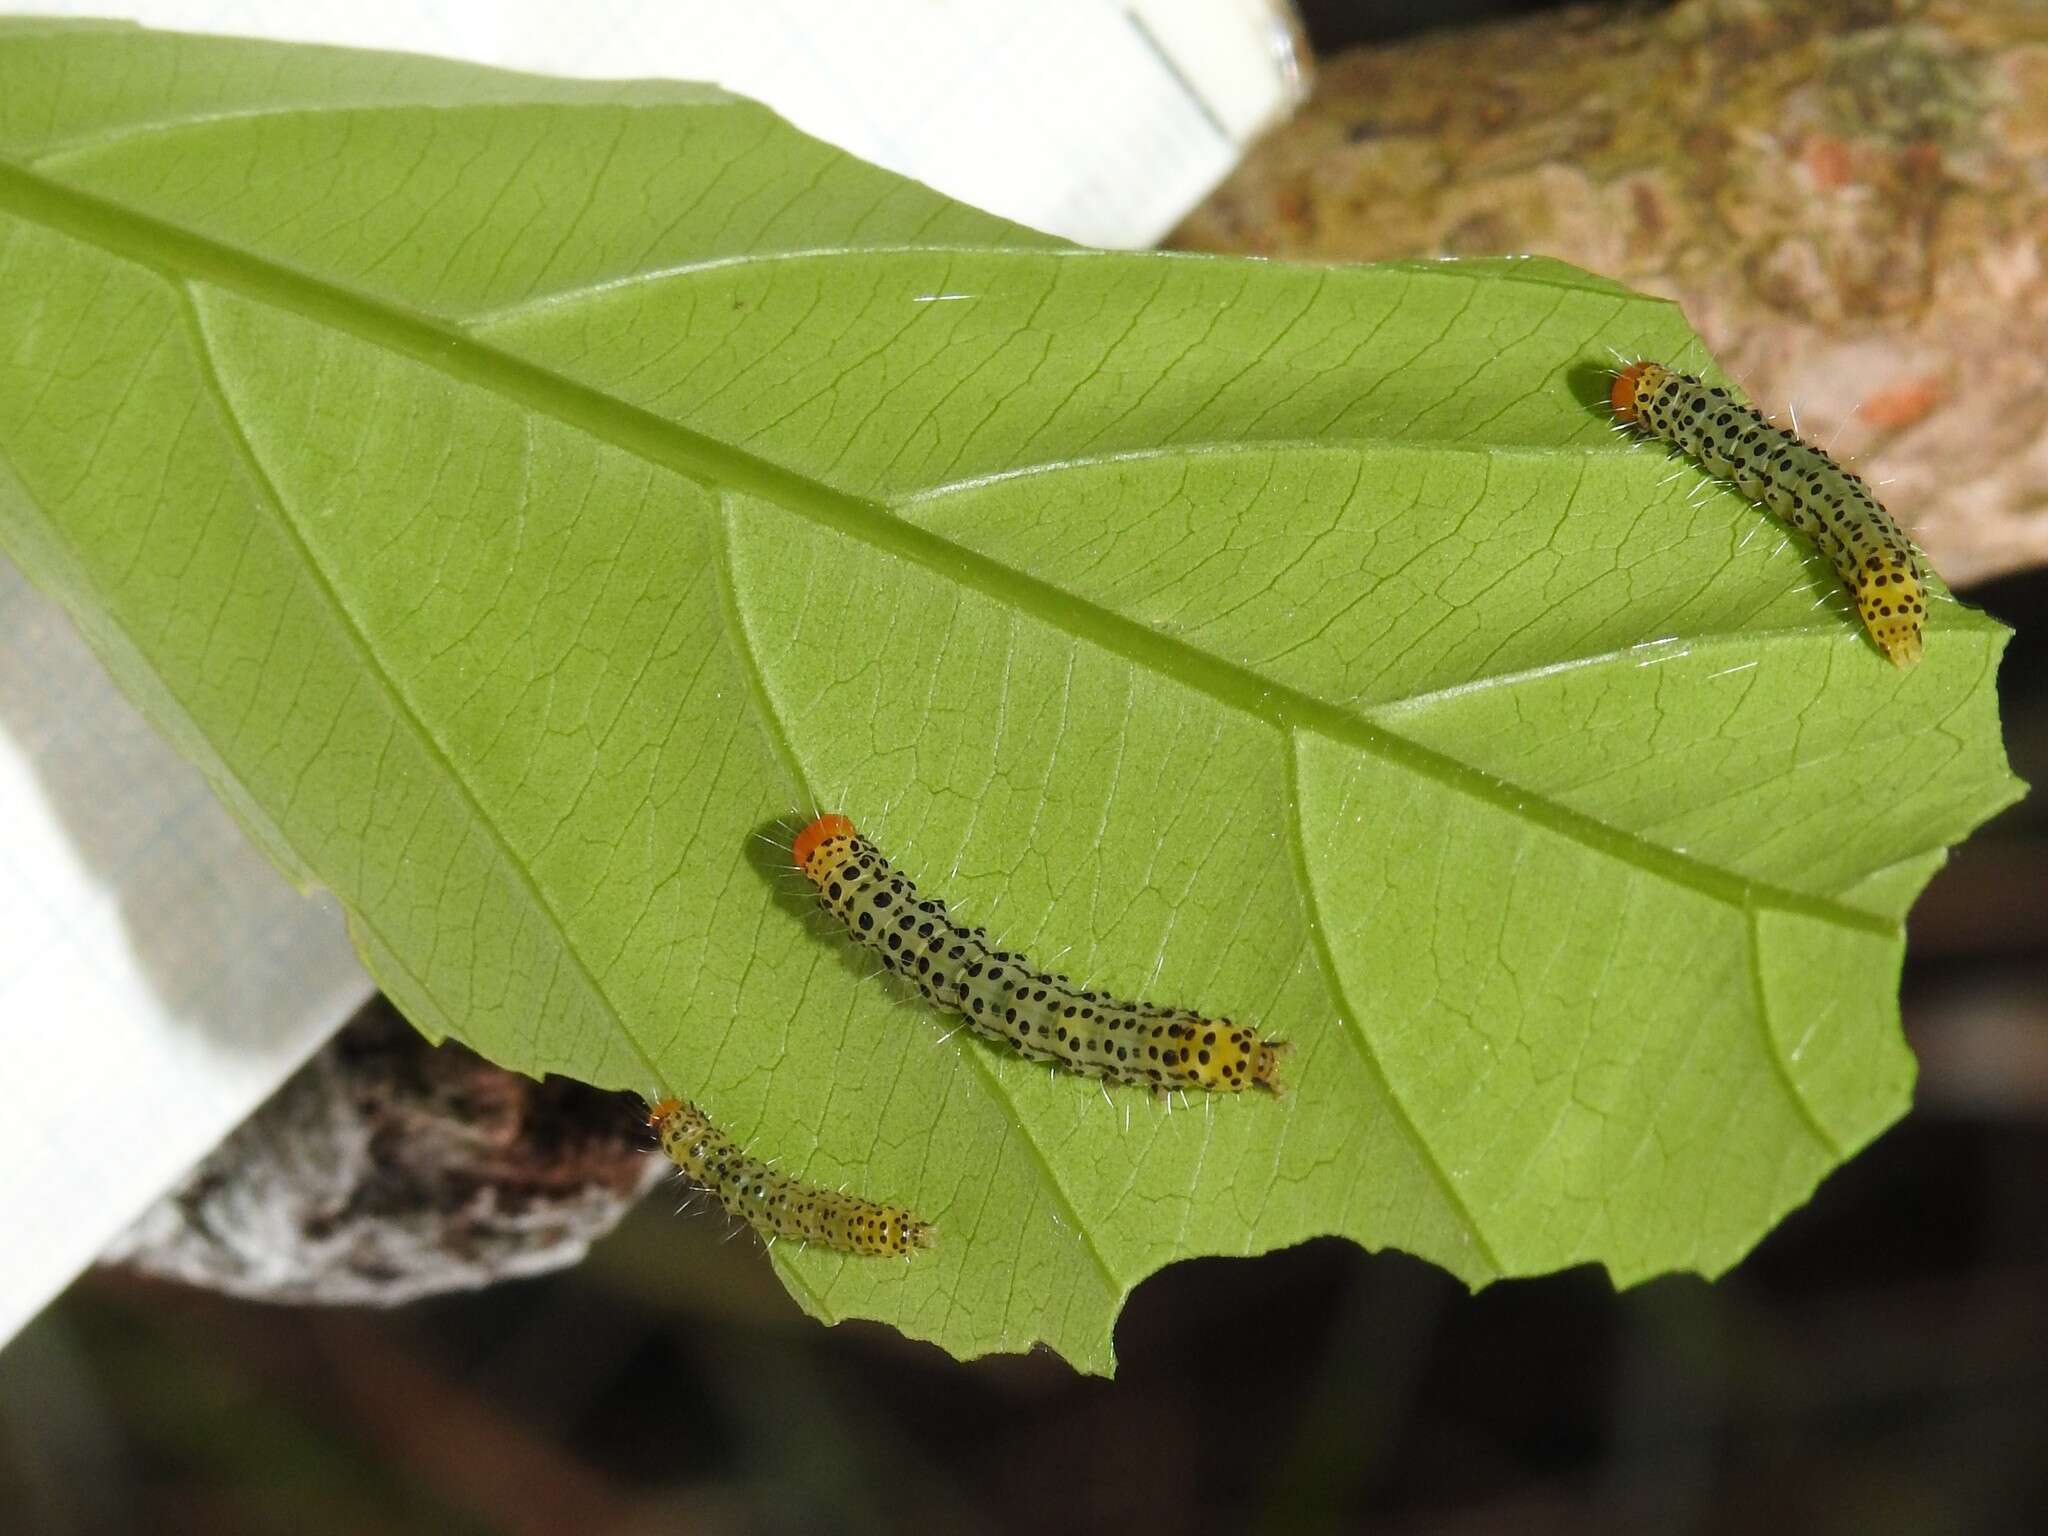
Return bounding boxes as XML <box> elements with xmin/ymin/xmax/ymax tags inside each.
<box><xmin>1610</xmin><ymin>360</ymin><xmax>1927</xmax><ymax>668</ymax></box>
<box><xmin>647</xmin><ymin>1096</ymin><xmax>933</xmax><ymax>1257</ymax></box>
<box><xmin>792</xmin><ymin>814</ymin><xmax>1287</xmax><ymax>1094</ymax></box>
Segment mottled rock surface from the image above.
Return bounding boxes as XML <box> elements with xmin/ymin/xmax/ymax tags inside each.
<box><xmin>104</xmin><ymin>1000</ymin><xmax>661</xmax><ymax>1304</ymax></box>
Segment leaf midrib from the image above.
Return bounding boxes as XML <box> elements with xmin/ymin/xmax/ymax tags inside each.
<box><xmin>0</xmin><ymin>157</ymin><xmax>1899</xmax><ymax>949</ymax></box>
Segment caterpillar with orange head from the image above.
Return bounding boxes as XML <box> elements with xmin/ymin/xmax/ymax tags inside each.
<box><xmin>792</xmin><ymin>814</ymin><xmax>1288</xmax><ymax>1095</ymax></box>
<box><xmin>647</xmin><ymin>1096</ymin><xmax>932</xmax><ymax>1257</ymax></box>
<box><xmin>1610</xmin><ymin>360</ymin><xmax>1927</xmax><ymax>668</ymax></box>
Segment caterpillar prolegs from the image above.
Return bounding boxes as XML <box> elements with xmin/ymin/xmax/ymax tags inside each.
<box><xmin>1610</xmin><ymin>360</ymin><xmax>1928</xmax><ymax>668</ymax></box>
<box><xmin>648</xmin><ymin>1097</ymin><xmax>933</xmax><ymax>1257</ymax></box>
<box><xmin>793</xmin><ymin>815</ymin><xmax>1287</xmax><ymax>1094</ymax></box>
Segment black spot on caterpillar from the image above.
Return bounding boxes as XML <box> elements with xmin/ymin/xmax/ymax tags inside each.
<box><xmin>793</xmin><ymin>815</ymin><xmax>1288</xmax><ymax>1095</ymax></box>
<box><xmin>648</xmin><ymin>1096</ymin><xmax>933</xmax><ymax>1258</ymax></box>
<box><xmin>1611</xmin><ymin>360</ymin><xmax>1928</xmax><ymax>668</ymax></box>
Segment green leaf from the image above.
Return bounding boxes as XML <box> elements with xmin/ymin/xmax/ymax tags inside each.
<box><xmin>0</xmin><ymin>25</ymin><xmax>2021</xmax><ymax>1373</ymax></box>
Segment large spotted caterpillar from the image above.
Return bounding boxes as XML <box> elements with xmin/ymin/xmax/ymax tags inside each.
<box><xmin>793</xmin><ymin>815</ymin><xmax>1288</xmax><ymax>1094</ymax></box>
<box><xmin>648</xmin><ymin>1096</ymin><xmax>933</xmax><ymax>1257</ymax></box>
<box><xmin>1610</xmin><ymin>360</ymin><xmax>1927</xmax><ymax>668</ymax></box>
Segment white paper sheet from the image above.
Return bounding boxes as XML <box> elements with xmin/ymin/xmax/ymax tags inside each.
<box><xmin>7</xmin><ymin>0</ymin><xmax>1306</xmax><ymax>247</ymax></box>
<box><xmin>0</xmin><ymin>559</ymin><xmax>370</xmax><ymax>1341</ymax></box>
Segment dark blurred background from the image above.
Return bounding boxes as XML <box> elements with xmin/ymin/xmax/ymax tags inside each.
<box><xmin>3</xmin><ymin>3</ymin><xmax>2044</xmax><ymax>1533</ymax></box>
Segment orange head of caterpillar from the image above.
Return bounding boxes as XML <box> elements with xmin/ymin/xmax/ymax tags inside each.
<box><xmin>646</xmin><ymin>1096</ymin><xmax>684</xmax><ymax>1127</ymax></box>
<box><xmin>792</xmin><ymin>813</ymin><xmax>859</xmax><ymax>885</ymax></box>
<box><xmin>1609</xmin><ymin>359</ymin><xmax>1668</xmax><ymax>427</ymax></box>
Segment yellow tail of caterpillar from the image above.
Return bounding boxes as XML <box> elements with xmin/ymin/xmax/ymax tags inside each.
<box><xmin>793</xmin><ymin>815</ymin><xmax>1288</xmax><ymax>1095</ymax></box>
<box><xmin>1611</xmin><ymin>360</ymin><xmax>1928</xmax><ymax>669</ymax></box>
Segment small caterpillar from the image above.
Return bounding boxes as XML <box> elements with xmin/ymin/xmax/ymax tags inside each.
<box><xmin>647</xmin><ymin>1096</ymin><xmax>933</xmax><ymax>1257</ymax></box>
<box><xmin>1610</xmin><ymin>360</ymin><xmax>1927</xmax><ymax>668</ymax></box>
<box><xmin>793</xmin><ymin>815</ymin><xmax>1287</xmax><ymax>1094</ymax></box>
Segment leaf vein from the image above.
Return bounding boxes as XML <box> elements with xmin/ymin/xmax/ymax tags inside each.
<box><xmin>711</xmin><ymin>491</ymin><xmax>1123</xmax><ymax>1302</ymax></box>
<box><xmin>176</xmin><ymin>279</ymin><xmax>672</xmax><ymax>1093</ymax></box>
<box><xmin>1283</xmin><ymin>732</ymin><xmax>1505</xmax><ymax>1274</ymax></box>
